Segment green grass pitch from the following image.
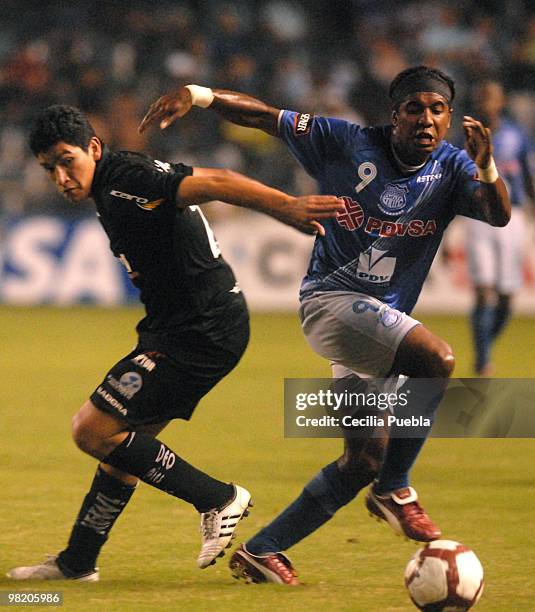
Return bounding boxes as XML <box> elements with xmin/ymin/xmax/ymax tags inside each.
<box><xmin>1</xmin><ymin>307</ymin><xmax>534</xmax><ymax>611</ymax></box>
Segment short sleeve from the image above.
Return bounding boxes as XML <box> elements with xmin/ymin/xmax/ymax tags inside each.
<box><xmin>277</xmin><ymin>110</ymin><xmax>359</xmax><ymax>179</ymax></box>
<box><xmin>105</xmin><ymin>155</ymin><xmax>193</xmax><ymax>214</ymax></box>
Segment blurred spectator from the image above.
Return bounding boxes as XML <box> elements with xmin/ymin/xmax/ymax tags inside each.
<box><xmin>419</xmin><ymin>6</ymin><xmax>473</xmax><ymax>60</ymax></box>
<box><xmin>0</xmin><ymin>0</ymin><xmax>534</xmax><ymax>213</ymax></box>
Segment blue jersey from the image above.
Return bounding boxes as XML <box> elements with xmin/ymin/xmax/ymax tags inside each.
<box><xmin>278</xmin><ymin>111</ymin><xmax>487</xmax><ymax>314</ymax></box>
<box><xmin>492</xmin><ymin>118</ymin><xmax>531</xmax><ymax>207</ymax></box>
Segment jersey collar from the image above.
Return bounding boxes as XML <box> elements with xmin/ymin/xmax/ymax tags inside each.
<box><xmin>389</xmin><ymin>142</ymin><xmax>427</xmax><ymax>174</ymax></box>
<box><xmin>90</xmin><ymin>141</ymin><xmax>110</xmax><ymax>198</ymax></box>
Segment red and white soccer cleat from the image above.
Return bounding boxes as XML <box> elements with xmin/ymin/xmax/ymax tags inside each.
<box><xmin>365</xmin><ymin>484</ymin><xmax>442</xmax><ymax>542</ymax></box>
<box><xmin>229</xmin><ymin>544</ymin><xmax>300</xmax><ymax>586</ymax></box>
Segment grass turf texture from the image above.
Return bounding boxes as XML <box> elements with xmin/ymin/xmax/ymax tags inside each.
<box><xmin>1</xmin><ymin>306</ymin><xmax>534</xmax><ymax>611</ymax></box>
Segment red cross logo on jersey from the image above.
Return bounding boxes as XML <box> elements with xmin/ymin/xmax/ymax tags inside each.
<box><xmin>336</xmin><ymin>197</ymin><xmax>364</xmax><ymax>231</ymax></box>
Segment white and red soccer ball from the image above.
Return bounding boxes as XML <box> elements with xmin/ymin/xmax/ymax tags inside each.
<box><xmin>405</xmin><ymin>540</ymin><xmax>484</xmax><ymax>611</ymax></box>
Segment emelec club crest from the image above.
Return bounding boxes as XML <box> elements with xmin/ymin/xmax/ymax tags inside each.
<box><xmin>379</xmin><ymin>183</ymin><xmax>410</xmax><ymax>216</ymax></box>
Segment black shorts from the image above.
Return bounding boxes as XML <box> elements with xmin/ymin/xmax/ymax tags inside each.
<box><xmin>90</xmin><ymin>293</ymin><xmax>249</xmax><ymax>427</ymax></box>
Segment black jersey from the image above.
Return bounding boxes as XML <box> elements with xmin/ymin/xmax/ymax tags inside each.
<box><xmin>90</xmin><ymin>146</ymin><xmax>238</xmax><ymax>330</ymax></box>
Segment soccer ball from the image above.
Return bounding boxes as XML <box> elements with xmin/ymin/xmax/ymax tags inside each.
<box><xmin>405</xmin><ymin>540</ymin><xmax>484</xmax><ymax>611</ymax></box>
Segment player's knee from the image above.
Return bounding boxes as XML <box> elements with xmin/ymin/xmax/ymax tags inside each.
<box><xmin>426</xmin><ymin>343</ymin><xmax>455</xmax><ymax>378</ymax></box>
<box><xmin>71</xmin><ymin>414</ymin><xmax>103</xmax><ymax>458</ymax></box>
<box><xmin>436</xmin><ymin>348</ymin><xmax>455</xmax><ymax>378</ymax></box>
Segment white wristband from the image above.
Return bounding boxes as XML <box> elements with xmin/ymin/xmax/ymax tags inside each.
<box><xmin>476</xmin><ymin>158</ymin><xmax>499</xmax><ymax>183</ymax></box>
<box><xmin>185</xmin><ymin>84</ymin><xmax>214</xmax><ymax>108</ymax></box>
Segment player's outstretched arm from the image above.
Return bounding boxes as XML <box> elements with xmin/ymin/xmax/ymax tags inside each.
<box><xmin>463</xmin><ymin>115</ymin><xmax>511</xmax><ymax>227</ymax></box>
<box><xmin>139</xmin><ymin>86</ymin><xmax>280</xmax><ymax>136</ymax></box>
<box><xmin>177</xmin><ymin>167</ymin><xmax>344</xmax><ymax>235</ymax></box>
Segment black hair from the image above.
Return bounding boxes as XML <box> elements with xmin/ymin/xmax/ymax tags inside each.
<box><xmin>29</xmin><ymin>105</ymin><xmax>96</xmax><ymax>156</ymax></box>
<box><xmin>389</xmin><ymin>65</ymin><xmax>456</xmax><ymax>109</ymax></box>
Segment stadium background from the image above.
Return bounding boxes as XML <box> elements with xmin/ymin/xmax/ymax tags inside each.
<box><xmin>2</xmin><ymin>0</ymin><xmax>535</xmax><ymax>313</ymax></box>
<box><xmin>1</xmin><ymin>1</ymin><xmax>534</xmax><ymax>610</ymax></box>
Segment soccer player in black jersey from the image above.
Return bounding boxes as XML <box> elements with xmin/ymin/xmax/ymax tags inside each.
<box><xmin>7</xmin><ymin>105</ymin><xmax>343</xmax><ymax>582</ymax></box>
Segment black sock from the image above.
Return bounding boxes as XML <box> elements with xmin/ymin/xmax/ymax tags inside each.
<box><xmin>104</xmin><ymin>432</ymin><xmax>233</xmax><ymax>512</ymax></box>
<box><xmin>491</xmin><ymin>301</ymin><xmax>511</xmax><ymax>339</ymax></box>
<box><xmin>57</xmin><ymin>467</ymin><xmax>136</xmax><ymax>575</ymax></box>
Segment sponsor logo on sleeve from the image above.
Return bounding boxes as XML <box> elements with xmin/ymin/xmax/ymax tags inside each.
<box><xmin>110</xmin><ymin>190</ymin><xmax>148</xmax><ymax>204</ymax></box>
<box><xmin>109</xmin><ymin>190</ymin><xmax>164</xmax><ymax>211</ymax></box>
<box><xmin>293</xmin><ymin>113</ymin><xmax>313</xmax><ymax>136</ymax></box>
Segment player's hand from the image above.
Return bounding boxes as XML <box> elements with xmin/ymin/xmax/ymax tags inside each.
<box><xmin>463</xmin><ymin>115</ymin><xmax>493</xmax><ymax>168</ymax></box>
<box><xmin>138</xmin><ymin>89</ymin><xmax>192</xmax><ymax>133</ymax></box>
<box><xmin>282</xmin><ymin>196</ymin><xmax>345</xmax><ymax>236</ymax></box>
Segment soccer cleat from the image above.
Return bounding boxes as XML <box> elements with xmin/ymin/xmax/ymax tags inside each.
<box><xmin>229</xmin><ymin>544</ymin><xmax>300</xmax><ymax>586</ymax></box>
<box><xmin>197</xmin><ymin>484</ymin><xmax>253</xmax><ymax>569</ymax></box>
<box><xmin>7</xmin><ymin>555</ymin><xmax>99</xmax><ymax>582</ymax></box>
<box><xmin>365</xmin><ymin>485</ymin><xmax>442</xmax><ymax>542</ymax></box>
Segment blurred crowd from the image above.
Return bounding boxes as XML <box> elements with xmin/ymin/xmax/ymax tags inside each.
<box><xmin>1</xmin><ymin>0</ymin><xmax>535</xmax><ymax>216</ymax></box>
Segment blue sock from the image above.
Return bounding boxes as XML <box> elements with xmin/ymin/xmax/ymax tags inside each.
<box><xmin>375</xmin><ymin>437</ymin><xmax>428</xmax><ymax>493</ymax></box>
<box><xmin>246</xmin><ymin>461</ymin><xmax>367</xmax><ymax>555</ymax></box>
<box><xmin>471</xmin><ymin>303</ymin><xmax>495</xmax><ymax>372</ymax></box>
<box><xmin>375</xmin><ymin>378</ymin><xmax>445</xmax><ymax>494</ymax></box>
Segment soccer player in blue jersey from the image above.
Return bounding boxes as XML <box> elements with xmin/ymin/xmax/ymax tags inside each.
<box><xmin>464</xmin><ymin>80</ymin><xmax>534</xmax><ymax>375</ymax></box>
<box><xmin>140</xmin><ymin>66</ymin><xmax>511</xmax><ymax>585</ymax></box>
